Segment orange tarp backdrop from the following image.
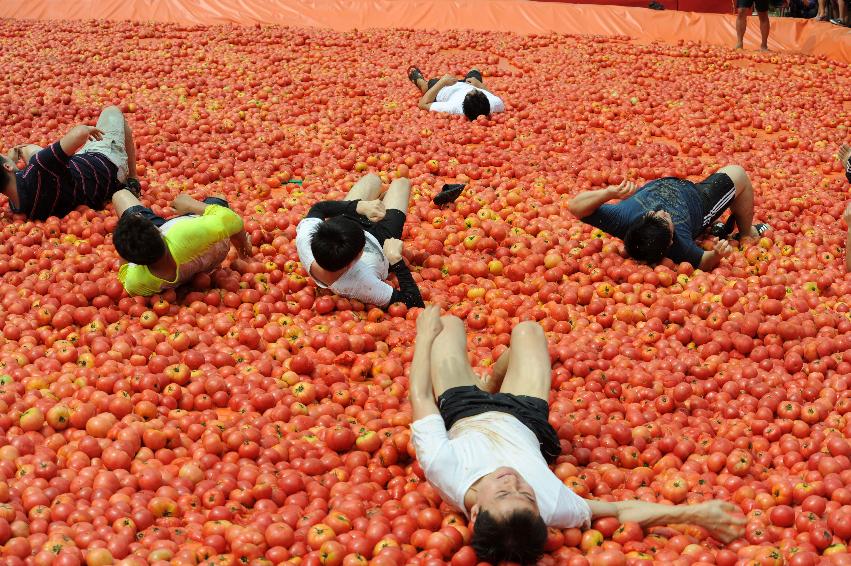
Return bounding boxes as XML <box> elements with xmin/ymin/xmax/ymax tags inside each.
<box><xmin>3</xmin><ymin>0</ymin><xmax>849</xmax><ymax>63</ymax></box>
<box><xmin>535</xmin><ymin>0</ymin><xmax>733</xmax><ymax>14</ymax></box>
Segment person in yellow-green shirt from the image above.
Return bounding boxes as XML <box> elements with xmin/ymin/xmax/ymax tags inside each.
<box><xmin>111</xmin><ymin>189</ymin><xmax>251</xmax><ymax>296</ymax></box>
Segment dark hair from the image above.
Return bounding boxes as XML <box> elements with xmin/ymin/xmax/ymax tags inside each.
<box><xmin>113</xmin><ymin>213</ymin><xmax>166</xmax><ymax>265</ymax></box>
<box><xmin>623</xmin><ymin>213</ymin><xmax>674</xmax><ymax>264</ymax></box>
<box><xmin>471</xmin><ymin>509</ymin><xmax>547</xmax><ymax>565</ymax></box>
<box><xmin>310</xmin><ymin>217</ymin><xmax>366</xmax><ymax>272</ymax></box>
<box><xmin>462</xmin><ymin>90</ymin><xmax>491</xmax><ymax>121</ymax></box>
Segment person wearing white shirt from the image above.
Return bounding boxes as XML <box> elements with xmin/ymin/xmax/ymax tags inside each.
<box><xmin>408</xmin><ymin>66</ymin><xmax>505</xmax><ymax>120</ymax></box>
<box><xmin>409</xmin><ymin>305</ymin><xmax>746</xmax><ymax>565</ymax></box>
<box><xmin>295</xmin><ymin>173</ymin><xmax>424</xmax><ymax>310</ymax></box>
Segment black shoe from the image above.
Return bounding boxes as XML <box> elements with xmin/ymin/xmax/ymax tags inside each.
<box><xmin>125</xmin><ymin>177</ymin><xmax>142</xmax><ymax>198</ymax></box>
<box><xmin>433</xmin><ymin>183</ymin><xmax>464</xmax><ymax>206</ymax></box>
<box><xmin>649</xmin><ymin>1</ymin><xmax>664</xmax><ymax>9</ymax></box>
<box><xmin>709</xmin><ymin>216</ymin><xmax>736</xmax><ymax>238</ymax></box>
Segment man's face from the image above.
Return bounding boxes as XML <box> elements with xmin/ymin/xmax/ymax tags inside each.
<box><xmin>0</xmin><ymin>154</ymin><xmax>18</xmax><ymax>172</ymax></box>
<box><xmin>473</xmin><ymin>467</ymin><xmax>539</xmax><ymax>521</ymax></box>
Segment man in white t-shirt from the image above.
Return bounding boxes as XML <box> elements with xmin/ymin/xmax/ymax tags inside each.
<box><xmin>408</xmin><ymin>66</ymin><xmax>505</xmax><ymax>120</ymax></box>
<box><xmin>295</xmin><ymin>173</ymin><xmax>424</xmax><ymax>309</ymax></box>
<box><xmin>410</xmin><ymin>305</ymin><xmax>746</xmax><ymax>565</ymax></box>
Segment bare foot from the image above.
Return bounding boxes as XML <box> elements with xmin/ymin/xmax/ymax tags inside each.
<box><xmin>734</xmin><ymin>42</ymin><xmax>744</xmax><ymax>49</ymax></box>
<box><xmin>693</xmin><ymin>501</ymin><xmax>746</xmax><ymax>544</ymax></box>
<box><xmin>760</xmin><ymin>45</ymin><xmax>769</xmax><ymax>51</ymax></box>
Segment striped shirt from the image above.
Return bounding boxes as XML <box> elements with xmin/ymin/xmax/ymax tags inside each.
<box><xmin>12</xmin><ymin>142</ymin><xmax>119</xmax><ymax>221</ymax></box>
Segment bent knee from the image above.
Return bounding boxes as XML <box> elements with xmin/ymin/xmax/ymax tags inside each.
<box><xmin>512</xmin><ymin>320</ymin><xmax>545</xmax><ymax>339</ymax></box>
<box><xmin>719</xmin><ymin>165</ymin><xmax>749</xmax><ymax>190</ymax></box>
<box><xmin>439</xmin><ymin>315</ymin><xmax>465</xmax><ymax>331</ymax></box>
<box><xmin>102</xmin><ymin>105</ymin><xmax>123</xmax><ymax>117</ymax></box>
<box><xmin>389</xmin><ymin>177</ymin><xmax>411</xmax><ymax>190</ymax></box>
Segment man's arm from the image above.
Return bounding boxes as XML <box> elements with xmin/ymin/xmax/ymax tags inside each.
<box><xmin>698</xmin><ymin>239</ymin><xmax>732</xmax><ymax>271</ymax></box>
<box><xmin>383</xmin><ymin>238</ymin><xmax>424</xmax><ymax>309</ymax></box>
<box><xmin>409</xmin><ymin>305</ymin><xmax>443</xmax><ymax>421</ymax></box>
<box><xmin>59</xmin><ymin>125</ymin><xmax>104</xmax><ymax>156</ymax></box>
<box><xmin>587</xmin><ymin>499</ymin><xmax>745</xmax><ymax>544</ymax></box>
<box><xmin>567</xmin><ymin>180</ymin><xmax>637</xmax><ymax>219</ymax></box>
<box><xmin>418</xmin><ymin>75</ymin><xmax>457</xmax><ymax>110</ymax></box>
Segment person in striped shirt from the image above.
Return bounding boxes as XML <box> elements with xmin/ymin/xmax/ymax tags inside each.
<box><xmin>0</xmin><ymin>105</ymin><xmax>140</xmax><ymax>221</ymax></box>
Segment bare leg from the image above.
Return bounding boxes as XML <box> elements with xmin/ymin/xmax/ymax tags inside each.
<box><xmin>716</xmin><ymin>165</ymin><xmax>755</xmax><ymax>238</ymax></box>
<box><xmin>757</xmin><ymin>11</ymin><xmax>770</xmax><ymax>50</ymax></box>
<box><xmin>817</xmin><ymin>0</ymin><xmax>826</xmax><ymax>17</ymax></box>
<box><xmin>497</xmin><ymin>321</ymin><xmax>552</xmax><ymax>401</ymax></box>
<box><xmin>382</xmin><ymin>178</ymin><xmax>411</xmax><ymax>213</ymax></box>
<box><xmin>112</xmin><ymin>189</ymin><xmax>142</xmax><ymax>217</ymax></box>
<box><xmin>416</xmin><ymin>77</ymin><xmax>429</xmax><ymax>94</ymax></box>
<box><xmin>735</xmin><ymin>8</ymin><xmax>749</xmax><ymax>49</ymax></box>
<box><xmin>123</xmin><ymin>116</ymin><xmax>137</xmax><ymax>179</ymax></box>
<box><xmin>344</xmin><ymin>173</ymin><xmax>382</xmax><ymax>201</ymax></box>
<box><xmin>429</xmin><ymin>316</ymin><xmax>482</xmax><ymax>399</ymax></box>
<box><xmin>839</xmin><ymin>0</ymin><xmax>847</xmax><ymax>22</ymax></box>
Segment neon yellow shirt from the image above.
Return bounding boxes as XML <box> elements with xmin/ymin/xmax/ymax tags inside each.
<box><xmin>118</xmin><ymin>205</ymin><xmax>243</xmax><ymax>296</ymax></box>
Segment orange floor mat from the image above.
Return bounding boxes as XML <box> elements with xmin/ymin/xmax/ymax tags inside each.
<box><xmin>2</xmin><ymin>0</ymin><xmax>849</xmax><ymax>62</ymax></box>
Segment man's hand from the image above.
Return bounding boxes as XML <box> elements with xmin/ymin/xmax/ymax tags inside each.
<box><xmin>73</xmin><ymin>125</ymin><xmax>104</xmax><ymax>142</ymax></box>
<box><xmin>838</xmin><ymin>144</ymin><xmax>851</xmax><ymax>170</ymax></box>
<box><xmin>713</xmin><ymin>239</ymin><xmax>732</xmax><ymax>258</ymax></box>
<box><xmin>416</xmin><ymin>304</ymin><xmax>443</xmax><ymax>341</ymax></box>
<box><xmin>383</xmin><ymin>238</ymin><xmax>403</xmax><ymax>264</ymax></box>
<box><xmin>233</xmin><ymin>231</ymin><xmax>252</xmax><ymax>259</ymax></box>
<box><xmin>356</xmin><ymin>200</ymin><xmax>386</xmax><ymax>222</ymax></box>
<box><xmin>608</xmin><ymin>179</ymin><xmax>638</xmax><ymax>199</ymax></box>
<box><xmin>688</xmin><ymin>501</ymin><xmax>747</xmax><ymax>544</ymax></box>
<box><xmin>440</xmin><ymin>74</ymin><xmax>458</xmax><ymax>86</ymax></box>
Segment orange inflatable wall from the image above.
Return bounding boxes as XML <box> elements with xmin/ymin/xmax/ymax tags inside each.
<box><xmin>3</xmin><ymin>0</ymin><xmax>849</xmax><ymax>63</ymax></box>
<box><xmin>536</xmin><ymin>0</ymin><xmax>733</xmax><ymax>14</ymax></box>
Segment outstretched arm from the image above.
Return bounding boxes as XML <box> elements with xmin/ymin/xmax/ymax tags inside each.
<box><xmin>567</xmin><ymin>180</ymin><xmax>637</xmax><ymax>219</ymax></box>
<box><xmin>410</xmin><ymin>305</ymin><xmax>443</xmax><ymax>420</ymax></box>
<box><xmin>586</xmin><ymin>499</ymin><xmax>745</xmax><ymax>544</ymax></box>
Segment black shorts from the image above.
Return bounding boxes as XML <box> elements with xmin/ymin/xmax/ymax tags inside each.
<box><xmin>344</xmin><ymin>209</ymin><xmax>406</xmax><ymax>245</ymax></box>
<box><xmin>426</xmin><ymin>70</ymin><xmax>483</xmax><ymax>91</ymax></box>
<box><xmin>437</xmin><ymin>385</ymin><xmax>561</xmax><ymax>464</ymax></box>
<box><xmin>123</xmin><ymin>197</ymin><xmax>229</xmax><ymax>228</ymax></box>
<box><xmin>736</xmin><ymin>0</ymin><xmax>769</xmax><ymax>11</ymax></box>
<box><xmin>696</xmin><ymin>173</ymin><xmax>736</xmax><ymax>230</ymax></box>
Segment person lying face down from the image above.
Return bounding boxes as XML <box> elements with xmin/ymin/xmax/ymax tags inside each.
<box><xmin>568</xmin><ymin>165</ymin><xmax>769</xmax><ymax>271</ymax></box>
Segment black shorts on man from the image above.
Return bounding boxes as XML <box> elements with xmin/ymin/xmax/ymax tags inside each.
<box><xmin>437</xmin><ymin>385</ymin><xmax>562</xmax><ymax>464</ymax></box>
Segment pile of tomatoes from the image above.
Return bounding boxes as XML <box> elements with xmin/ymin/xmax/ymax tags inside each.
<box><xmin>0</xmin><ymin>15</ymin><xmax>850</xmax><ymax>566</ymax></box>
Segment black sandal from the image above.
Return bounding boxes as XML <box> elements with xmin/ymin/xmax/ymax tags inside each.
<box><xmin>407</xmin><ymin>66</ymin><xmax>424</xmax><ymax>86</ymax></box>
<box><xmin>125</xmin><ymin>177</ymin><xmax>142</xmax><ymax>198</ymax></box>
<box><xmin>433</xmin><ymin>183</ymin><xmax>465</xmax><ymax>206</ymax></box>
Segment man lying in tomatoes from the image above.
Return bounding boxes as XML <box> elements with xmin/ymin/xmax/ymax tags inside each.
<box><xmin>840</xmin><ymin>145</ymin><xmax>851</xmax><ymax>272</ymax></box>
<box><xmin>1</xmin><ymin>105</ymin><xmax>141</xmax><ymax>221</ymax></box>
<box><xmin>409</xmin><ymin>305</ymin><xmax>746</xmax><ymax>565</ymax></box>
<box><xmin>568</xmin><ymin>165</ymin><xmax>769</xmax><ymax>271</ymax></box>
<box><xmin>111</xmin><ymin>190</ymin><xmax>252</xmax><ymax>296</ymax></box>
<box><xmin>295</xmin><ymin>173</ymin><xmax>424</xmax><ymax>310</ymax></box>
<box><xmin>407</xmin><ymin>66</ymin><xmax>505</xmax><ymax>121</ymax></box>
